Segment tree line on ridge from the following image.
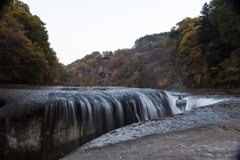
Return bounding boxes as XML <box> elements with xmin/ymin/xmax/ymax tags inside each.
<box><xmin>60</xmin><ymin>0</ymin><xmax>240</xmax><ymax>89</ymax></box>
<box><xmin>0</xmin><ymin>0</ymin><xmax>239</xmax><ymax>89</ymax></box>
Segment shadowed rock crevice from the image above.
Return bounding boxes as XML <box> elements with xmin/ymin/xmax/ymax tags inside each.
<box><xmin>0</xmin><ymin>99</ymin><xmax>7</xmax><ymax>108</ymax></box>
<box><xmin>217</xmin><ymin>125</ymin><xmax>228</xmax><ymax>132</ymax></box>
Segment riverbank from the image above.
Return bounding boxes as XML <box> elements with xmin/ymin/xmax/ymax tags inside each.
<box><xmin>0</xmin><ymin>84</ymin><xmax>240</xmax><ymax>95</ymax></box>
<box><xmin>61</xmin><ymin>103</ymin><xmax>240</xmax><ymax>160</ymax></box>
<box><xmin>0</xmin><ymin>84</ymin><xmax>44</xmax><ymax>89</ymax></box>
<box><xmin>0</xmin><ymin>85</ymin><xmax>239</xmax><ymax>159</ymax></box>
<box><xmin>167</xmin><ymin>88</ymin><xmax>240</xmax><ymax>95</ymax></box>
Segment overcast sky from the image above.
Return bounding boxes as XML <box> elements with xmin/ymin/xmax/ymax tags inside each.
<box><xmin>22</xmin><ymin>0</ymin><xmax>209</xmax><ymax>65</ymax></box>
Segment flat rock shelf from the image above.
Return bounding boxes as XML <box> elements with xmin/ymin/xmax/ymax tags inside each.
<box><xmin>1</xmin><ymin>87</ymin><xmax>240</xmax><ymax>160</ymax></box>
<box><xmin>61</xmin><ymin>104</ymin><xmax>240</xmax><ymax>160</ymax></box>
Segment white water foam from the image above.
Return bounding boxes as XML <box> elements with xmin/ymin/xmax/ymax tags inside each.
<box><xmin>165</xmin><ymin>92</ymin><xmax>182</xmax><ymax>114</ymax></box>
<box><xmin>185</xmin><ymin>97</ymin><xmax>227</xmax><ymax>111</ymax></box>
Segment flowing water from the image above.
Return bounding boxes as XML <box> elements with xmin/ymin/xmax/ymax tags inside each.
<box><xmin>0</xmin><ymin>87</ymin><xmax>236</xmax><ymax>160</ymax></box>
<box><xmin>167</xmin><ymin>91</ymin><xmax>232</xmax><ymax>111</ymax></box>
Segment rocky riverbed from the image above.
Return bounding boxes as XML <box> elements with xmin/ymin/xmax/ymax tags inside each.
<box><xmin>1</xmin><ymin>85</ymin><xmax>240</xmax><ymax>159</ymax></box>
<box><xmin>61</xmin><ymin>103</ymin><xmax>240</xmax><ymax>160</ymax></box>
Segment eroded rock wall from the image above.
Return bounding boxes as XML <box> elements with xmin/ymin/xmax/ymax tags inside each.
<box><xmin>77</xmin><ymin>59</ymin><xmax>111</xmax><ymax>81</ymax></box>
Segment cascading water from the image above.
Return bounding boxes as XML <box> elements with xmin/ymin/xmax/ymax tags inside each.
<box><xmin>165</xmin><ymin>92</ymin><xmax>182</xmax><ymax>114</ymax></box>
<box><xmin>185</xmin><ymin>97</ymin><xmax>226</xmax><ymax>111</ymax></box>
<box><xmin>168</xmin><ymin>91</ymin><xmax>228</xmax><ymax>112</ymax></box>
<box><xmin>2</xmin><ymin>87</ymin><xmax>233</xmax><ymax>160</ymax></box>
<box><xmin>0</xmin><ymin>87</ymin><xmax>181</xmax><ymax>160</ymax></box>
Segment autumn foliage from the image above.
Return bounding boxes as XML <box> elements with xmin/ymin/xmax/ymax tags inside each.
<box><xmin>0</xmin><ymin>0</ymin><xmax>58</xmax><ymax>85</ymax></box>
<box><xmin>58</xmin><ymin>0</ymin><xmax>240</xmax><ymax>89</ymax></box>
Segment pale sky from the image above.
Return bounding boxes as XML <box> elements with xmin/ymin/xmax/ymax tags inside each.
<box><xmin>22</xmin><ymin>0</ymin><xmax>209</xmax><ymax>65</ymax></box>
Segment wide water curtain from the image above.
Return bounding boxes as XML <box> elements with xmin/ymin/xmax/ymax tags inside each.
<box><xmin>43</xmin><ymin>88</ymin><xmax>180</xmax><ymax>143</ymax></box>
<box><xmin>0</xmin><ymin>87</ymin><xmax>180</xmax><ymax>160</ymax></box>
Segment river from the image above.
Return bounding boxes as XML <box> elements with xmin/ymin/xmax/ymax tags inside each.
<box><xmin>0</xmin><ymin>87</ymin><xmax>239</xmax><ymax>160</ymax></box>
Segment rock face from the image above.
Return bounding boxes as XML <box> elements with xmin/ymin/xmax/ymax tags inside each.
<box><xmin>97</xmin><ymin>65</ymin><xmax>110</xmax><ymax>79</ymax></box>
<box><xmin>0</xmin><ymin>87</ymin><xmax>176</xmax><ymax>160</ymax></box>
<box><xmin>77</xmin><ymin>69</ymin><xmax>87</xmax><ymax>78</ymax></box>
<box><xmin>77</xmin><ymin>59</ymin><xmax>111</xmax><ymax>82</ymax></box>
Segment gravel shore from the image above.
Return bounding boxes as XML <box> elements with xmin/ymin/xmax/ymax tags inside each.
<box><xmin>61</xmin><ymin>103</ymin><xmax>240</xmax><ymax>160</ymax></box>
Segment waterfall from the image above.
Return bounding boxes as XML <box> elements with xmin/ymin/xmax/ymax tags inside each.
<box><xmin>0</xmin><ymin>87</ymin><xmax>181</xmax><ymax>160</ymax></box>
<box><xmin>165</xmin><ymin>92</ymin><xmax>182</xmax><ymax>114</ymax></box>
<box><xmin>42</xmin><ymin>88</ymin><xmax>179</xmax><ymax>140</ymax></box>
<box><xmin>185</xmin><ymin>97</ymin><xmax>226</xmax><ymax>111</ymax></box>
<box><xmin>168</xmin><ymin>91</ymin><xmax>227</xmax><ymax>112</ymax></box>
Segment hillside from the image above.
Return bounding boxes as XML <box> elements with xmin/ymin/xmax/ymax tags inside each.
<box><xmin>0</xmin><ymin>0</ymin><xmax>59</xmax><ymax>85</ymax></box>
<box><xmin>58</xmin><ymin>0</ymin><xmax>240</xmax><ymax>89</ymax></box>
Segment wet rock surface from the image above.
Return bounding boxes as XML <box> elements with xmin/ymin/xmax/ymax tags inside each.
<box><xmin>62</xmin><ymin>104</ymin><xmax>240</xmax><ymax>160</ymax></box>
<box><xmin>1</xmin><ymin>86</ymin><xmax>240</xmax><ymax>160</ymax></box>
<box><xmin>0</xmin><ymin>87</ymin><xmax>178</xmax><ymax>160</ymax></box>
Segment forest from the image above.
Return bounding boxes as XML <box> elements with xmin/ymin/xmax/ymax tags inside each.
<box><xmin>59</xmin><ymin>0</ymin><xmax>240</xmax><ymax>89</ymax></box>
<box><xmin>0</xmin><ymin>0</ymin><xmax>239</xmax><ymax>89</ymax></box>
<box><xmin>0</xmin><ymin>0</ymin><xmax>58</xmax><ymax>85</ymax></box>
